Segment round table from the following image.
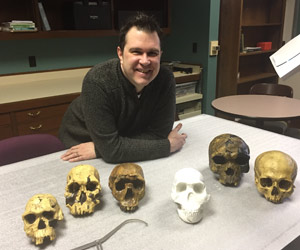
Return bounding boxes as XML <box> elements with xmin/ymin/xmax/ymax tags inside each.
<box><xmin>211</xmin><ymin>95</ymin><xmax>300</xmax><ymax>128</ymax></box>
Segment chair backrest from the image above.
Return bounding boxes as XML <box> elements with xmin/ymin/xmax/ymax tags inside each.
<box><xmin>0</xmin><ymin>134</ymin><xmax>65</xmax><ymax>166</ymax></box>
<box><xmin>250</xmin><ymin>83</ymin><xmax>293</xmax><ymax>98</ymax></box>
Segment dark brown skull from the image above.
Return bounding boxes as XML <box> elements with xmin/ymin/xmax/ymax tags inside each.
<box><xmin>209</xmin><ymin>133</ymin><xmax>250</xmax><ymax>186</ymax></box>
<box><xmin>109</xmin><ymin>163</ymin><xmax>145</xmax><ymax>212</ymax></box>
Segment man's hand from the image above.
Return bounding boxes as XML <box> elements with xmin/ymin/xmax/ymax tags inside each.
<box><xmin>168</xmin><ymin>123</ymin><xmax>187</xmax><ymax>153</ymax></box>
<box><xmin>61</xmin><ymin>142</ymin><xmax>96</xmax><ymax>162</ymax></box>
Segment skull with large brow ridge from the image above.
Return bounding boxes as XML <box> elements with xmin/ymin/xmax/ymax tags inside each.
<box><xmin>209</xmin><ymin>133</ymin><xmax>250</xmax><ymax>186</ymax></box>
<box><xmin>22</xmin><ymin>194</ymin><xmax>64</xmax><ymax>245</ymax></box>
<box><xmin>65</xmin><ymin>164</ymin><xmax>102</xmax><ymax>215</ymax></box>
<box><xmin>109</xmin><ymin>163</ymin><xmax>145</xmax><ymax>212</ymax></box>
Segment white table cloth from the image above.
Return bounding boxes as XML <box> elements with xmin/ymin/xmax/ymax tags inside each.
<box><xmin>0</xmin><ymin>114</ymin><xmax>299</xmax><ymax>250</ymax></box>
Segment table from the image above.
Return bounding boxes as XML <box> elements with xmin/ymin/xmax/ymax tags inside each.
<box><xmin>1</xmin><ymin>114</ymin><xmax>300</xmax><ymax>250</ymax></box>
<box><xmin>211</xmin><ymin>95</ymin><xmax>300</xmax><ymax>128</ymax></box>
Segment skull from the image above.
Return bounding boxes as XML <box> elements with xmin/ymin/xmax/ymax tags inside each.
<box><xmin>22</xmin><ymin>194</ymin><xmax>64</xmax><ymax>245</ymax></box>
<box><xmin>171</xmin><ymin>168</ymin><xmax>210</xmax><ymax>224</ymax></box>
<box><xmin>65</xmin><ymin>164</ymin><xmax>101</xmax><ymax>215</ymax></box>
<box><xmin>209</xmin><ymin>133</ymin><xmax>250</xmax><ymax>186</ymax></box>
<box><xmin>109</xmin><ymin>163</ymin><xmax>145</xmax><ymax>212</ymax></box>
<box><xmin>254</xmin><ymin>150</ymin><xmax>297</xmax><ymax>203</ymax></box>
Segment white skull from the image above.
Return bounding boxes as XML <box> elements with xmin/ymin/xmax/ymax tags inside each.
<box><xmin>171</xmin><ymin>168</ymin><xmax>210</xmax><ymax>224</ymax></box>
<box><xmin>65</xmin><ymin>164</ymin><xmax>102</xmax><ymax>215</ymax></box>
<box><xmin>22</xmin><ymin>194</ymin><xmax>64</xmax><ymax>245</ymax></box>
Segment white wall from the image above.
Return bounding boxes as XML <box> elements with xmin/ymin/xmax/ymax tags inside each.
<box><xmin>279</xmin><ymin>0</ymin><xmax>300</xmax><ymax>99</ymax></box>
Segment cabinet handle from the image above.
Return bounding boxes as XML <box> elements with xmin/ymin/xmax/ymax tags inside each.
<box><xmin>27</xmin><ymin>111</ymin><xmax>41</xmax><ymax>117</ymax></box>
<box><xmin>29</xmin><ymin>124</ymin><xmax>42</xmax><ymax>130</ymax></box>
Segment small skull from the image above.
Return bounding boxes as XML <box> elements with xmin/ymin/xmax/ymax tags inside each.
<box><xmin>171</xmin><ymin>168</ymin><xmax>210</xmax><ymax>224</ymax></box>
<box><xmin>22</xmin><ymin>194</ymin><xmax>64</xmax><ymax>245</ymax></box>
<box><xmin>254</xmin><ymin>150</ymin><xmax>297</xmax><ymax>203</ymax></box>
<box><xmin>65</xmin><ymin>164</ymin><xmax>101</xmax><ymax>215</ymax></box>
<box><xmin>109</xmin><ymin>163</ymin><xmax>145</xmax><ymax>212</ymax></box>
<box><xmin>209</xmin><ymin>133</ymin><xmax>250</xmax><ymax>186</ymax></box>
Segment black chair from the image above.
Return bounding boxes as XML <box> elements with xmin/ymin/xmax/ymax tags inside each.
<box><xmin>237</xmin><ymin>83</ymin><xmax>293</xmax><ymax>134</ymax></box>
<box><xmin>0</xmin><ymin>134</ymin><xmax>65</xmax><ymax>166</ymax></box>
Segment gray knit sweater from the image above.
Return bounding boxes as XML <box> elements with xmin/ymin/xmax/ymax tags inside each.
<box><xmin>59</xmin><ymin>58</ymin><xmax>176</xmax><ymax>163</ymax></box>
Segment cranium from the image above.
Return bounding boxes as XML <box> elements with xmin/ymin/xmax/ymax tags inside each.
<box><xmin>65</xmin><ymin>164</ymin><xmax>101</xmax><ymax>215</ymax></box>
<box><xmin>209</xmin><ymin>133</ymin><xmax>250</xmax><ymax>186</ymax></box>
<box><xmin>254</xmin><ymin>150</ymin><xmax>297</xmax><ymax>203</ymax></box>
<box><xmin>109</xmin><ymin>163</ymin><xmax>145</xmax><ymax>212</ymax></box>
<box><xmin>22</xmin><ymin>194</ymin><xmax>64</xmax><ymax>245</ymax></box>
<box><xmin>171</xmin><ymin>168</ymin><xmax>210</xmax><ymax>224</ymax></box>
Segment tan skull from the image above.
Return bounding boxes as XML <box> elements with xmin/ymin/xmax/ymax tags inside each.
<box><xmin>22</xmin><ymin>194</ymin><xmax>64</xmax><ymax>245</ymax></box>
<box><xmin>65</xmin><ymin>164</ymin><xmax>101</xmax><ymax>215</ymax></box>
<box><xmin>254</xmin><ymin>150</ymin><xmax>297</xmax><ymax>203</ymax></box>
<box><xmin>109</xmin><ymin>163</ymin><xmax>145</xmax><ymax>212</ymax></box>
<box><xmin>209</xmin><ymin>133</ymin><xmax>250</xmax><ymax>186</ymax></box>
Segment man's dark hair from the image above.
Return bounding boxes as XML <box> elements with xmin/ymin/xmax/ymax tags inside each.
<box><xmin>118</xmin><ymin>12</ymin><xmax>163</xmax><ymax>51</ymax></box>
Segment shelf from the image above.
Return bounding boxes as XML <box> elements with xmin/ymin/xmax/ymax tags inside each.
<box><xmin>0</xmin><ymin>27</ymin><xmax>171</xmax><ymax>40</ymax></box>
<box><xmin>0</xmin><ymin>0</ymin><xmax>171</xmax><ymax>40</ymax></box>
<box><xmin>0</xmin><ymin>29</ymin><xmax>118</xmax><ymax>40</ymax></box>
<box><xmin>217</xmin><ymin>0</ymin><xmax>285</xmax><ymax>97</ymax></box>
<box><xmin>239</xmin><ymin>49</ymin><xmax>276</xmax><ymax>57</ymax></box>
<box><xmin>176</xmin><ymin>93</ymin><xmax>203</xmax><ymax>104</ymax></box>
<box><xmin>238</xmin><ymin>73</ymin><xmax>278</xmax><ymax>84</ymax></box>
<box><xmin>178</xmin><ymin>110</ymin><xmax>201</xmax><ymax>120</ymax></box>
<box><xmin>242</xmin><ymin>23</ymin><xmax>282</xmax><ymax>27</ymax></box>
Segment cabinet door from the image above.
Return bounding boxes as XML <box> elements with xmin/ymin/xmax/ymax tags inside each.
<box><xmin>15</xmin><ymin>104</ymin><xmax>69</xmax><ymax>136</ymax></box>
<box><xmin>0</xmin><ymin>113</ymin><xmax>14</xmax><ymax>140</ymax></box>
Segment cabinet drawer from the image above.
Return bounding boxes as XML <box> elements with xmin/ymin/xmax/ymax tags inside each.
<box><xmin>15</xmin><ymin>104</ymin><xmax>69</xmax><ymax>123</ymax></box>
<box><xmin>0</xmin><ymin>113</ymin><xmax>11</xmax><ymax>126</ymax></box>
<box><xmin>16</xmin><ymin>116</ymin><xmax>64</xmax><ymax>136</ymax></box>
<box><xmin>0</xmin><ymin>114</ymin><xmax>13</xmax><ymax>140</ymax></box>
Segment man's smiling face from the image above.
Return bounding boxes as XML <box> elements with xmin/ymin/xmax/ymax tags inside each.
<box><xmin>117</xmin><ymin>26</ymin><xmax>162</xmax><ymax>93</ymax></box>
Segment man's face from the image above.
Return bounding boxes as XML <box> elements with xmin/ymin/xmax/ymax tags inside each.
<box><xmin>117</xmin><ymin>26</ymin><xmax>162</xmax><ymax>93</ymax></box>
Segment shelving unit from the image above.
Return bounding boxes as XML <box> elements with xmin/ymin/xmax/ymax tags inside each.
<box><xmin>216</xmin><ymin>0</ymin><xmax>286</xmax><ymax>97</ymax></box>
<box><xmin>172</xmin><ymin>63</ymin><xmax>203</xmax><ymax>120</ymax></box>
<box><xmin>0</xmin><ymin>0</ymin><xmax>170</xmax><ymax>40</ymax></box>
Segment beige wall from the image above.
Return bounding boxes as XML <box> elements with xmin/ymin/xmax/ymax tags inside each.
<box><xmin>279</xmin><ymin>0</ymin><xmax>300</xmax><ymax>99</ymax></box>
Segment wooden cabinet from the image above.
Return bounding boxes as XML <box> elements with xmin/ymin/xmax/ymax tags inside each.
<box><xmin>217</xmin><ymin>0</ymin><xmax>286</xmax><ymax>97</ymax></box>
<box><xmin>0</xmin><ymin>0</ymin><xmax>170</xmax><ymax>40</ymax></box>
<box><xmin>0</xmin><ymin>114</ymin><xmax>14</xmax><ymax>140</ymax></box>
<box><xmin>0</xmin><ymin>93</ymin><xmax>79</xmax><ymax>140</ymax></box>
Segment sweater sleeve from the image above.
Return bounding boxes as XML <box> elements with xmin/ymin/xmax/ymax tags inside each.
<box><xmin>81</xmin><ymin>64</ymin><xmax>175</xmax><ymax>164</ymax></box>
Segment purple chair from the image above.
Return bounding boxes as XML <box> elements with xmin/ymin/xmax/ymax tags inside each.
<box><xmin>0</xmin><ymin>134</ymin><xmax>65</xmax><ymax>166</ymax></box>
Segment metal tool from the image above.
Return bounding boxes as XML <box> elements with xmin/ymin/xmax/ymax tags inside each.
<box><xmin>71</xmin><ymin>219</ymin><xmax>148</xmax><ymax>250</ymax></box>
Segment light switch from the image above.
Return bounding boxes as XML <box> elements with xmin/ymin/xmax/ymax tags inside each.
<box><xmin>210</xmin><ymin>41</ymin><xmax>220</xmax><ymax>56</ymax></box>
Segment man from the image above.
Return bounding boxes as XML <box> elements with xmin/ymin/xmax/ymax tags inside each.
<box><xmin>59</xmin><ymin>13</ymin><xmax>187</xmax><ymax>163</ymax></box>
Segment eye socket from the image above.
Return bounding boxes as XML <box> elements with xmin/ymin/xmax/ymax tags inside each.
<box><xmin>212</xmin><ymin>155</ymin><xmax>227</xmax><ymax>164</ymax></box>
<box><xmin>235</xmin><ymin>155</ymin><xmax>249</xmax><ymax>165</ymax></box>
<box><xmin>279</xmin><ymin>180</ymin><xmax>292</xmax><ymax>190</ymax></box>
<box><xmin>87</xmin><ymin>181</ymin><xmax>97</xmax><ymax>191</ymax></box>
<box><xmin>115</xmin><ymin>179</ymin><xmax>144</xmax><ymax>191</ymax></box>
<box><xmin>132</xmin><ymin>179</ymin><xmax>144</xmax><ymax>190</ymax></box>
<box><xmin>68</xmin><ymin>182</ymin><xmax>80</xmax><ymax>193</ymax></box>
<box><xmin>42</xmin><ymin>211</ymin><xmax>54</xmax><ymax>220</ymax></box>
<box><xmin>193</xmin><ymin>183</ymin><xmax>204</xmax><ymax>193</ymax></box>
<box><xmin>260</xmin><ymin>178</ymin><xmax>272</xmax><ymax>187</ymax></box>
<box><xmin>24</xmin><ymin>214</ymin><xmax>36</xmax><ymax>224</ymax></box>
<box><xmin>115</xmin><ymin>179</ymin><xmax>126</xmax><ymax>191</ymax></box>
<box><xmin>176</xmin><ymin>183</ymin><xmax>187</xmax><ymax>192</ymax></box>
